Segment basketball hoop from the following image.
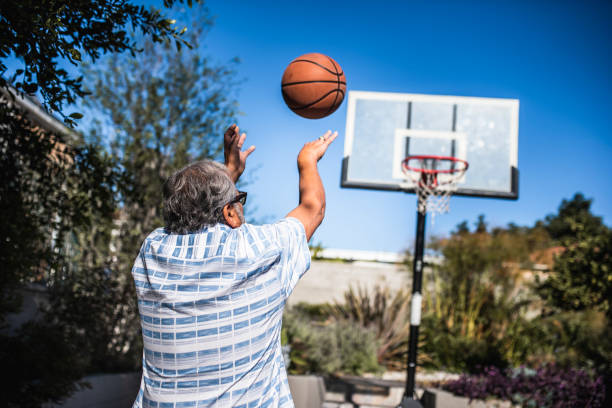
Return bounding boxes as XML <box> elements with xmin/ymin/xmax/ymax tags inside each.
<box><xmin>402</xmin><ymin>155</ymin><xmax>469</xmax><ymax>215</ymax></box>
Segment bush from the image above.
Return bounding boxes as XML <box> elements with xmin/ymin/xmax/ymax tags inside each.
<box><xmin>290</xmin><ymin>302</ymin><xmax>333</xmax><ymax>322</ymax></box>
<box><xmin>420</xmin><ymin>316</ymin><xmax>507</xmax><ymax>373</ymax></box>
<box><xmin>423</xmin><ymin>217</ymin><xmax>547</xmax><ymax>371</ymax></box>
<box><xmin>443</xmin><ymin>364</ymin><xmax>605</xmax><ymax>407</ymax></box>
<box><xmin>0</xmin><ymin>321</ymin><xmax>89</xmax><ymax>407</ymax></box>
<box><xmin>282</xmin><ymin>308</ymin><xmax>382</xmax><ymax>376</ymax></box>
<box><xmin>330</xmin><ymin>285</ymin><xmax>415</xmax><ymax>370</ymax></box>
<box><xmin>528</xmin><ymin>311</ymin><xmax>612</xmax><ymax>373</ymax></box>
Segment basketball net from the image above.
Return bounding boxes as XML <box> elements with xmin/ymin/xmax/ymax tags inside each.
<box><xmin>402</xmin><ymin>156</ymin><xmax>469</xmax><ymax>217</ymax></box>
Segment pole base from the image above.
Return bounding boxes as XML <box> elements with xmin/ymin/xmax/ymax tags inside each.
<box><xmin>397</xmin><ymin>396</ymin><xmax>424</xmax><ymax>408</ymax></box>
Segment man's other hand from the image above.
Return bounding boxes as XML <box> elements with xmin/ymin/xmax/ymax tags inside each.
<box><xmin>224</xmin><ymin>124</ymin><xmax>256</xmax><ymax>183</ymax></box>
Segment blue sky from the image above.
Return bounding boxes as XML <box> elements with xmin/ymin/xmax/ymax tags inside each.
<box><xmin>10</xmin><ymin>1</ymin><xmax>609</xmax><ymax>253</ymax></box>
<box><xmin>194</xmin><ymin>0</ymin><xmax>611</xmax><ymax>253</ymax></box>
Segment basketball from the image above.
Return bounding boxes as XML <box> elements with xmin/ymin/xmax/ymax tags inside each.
<box><xmin>281</xmin><ymin>53</ymin><xmax>346</xmax><ymax>119</ymax></box>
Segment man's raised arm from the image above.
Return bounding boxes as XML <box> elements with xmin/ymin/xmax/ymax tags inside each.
<box><xmin>287</xmin><ymin>130</ymin><xmax>338</xmax><ymax>241</ymax></box>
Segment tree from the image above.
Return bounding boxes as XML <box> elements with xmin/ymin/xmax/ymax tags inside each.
<box><xmin>0</xmin><ymin>0</ymin><xmax>198</xmax><ymax>123</ymax></box>
<box><xmin>537</xmin><ymin>196</ymin><xmax>612</xmax><ymax>317</ymax></box>
<box><xmin>538</xmin><ymin>229</ymin><xmax>611</xmax><ymax>316</ymax></box>
<box><xmin>0</xmin><ymin>97</ymin><xmax>119</xmax><ymax>406</ymax></box>
<box><xmin>536</xmin><ymin>195</ymin><xmax>612</xmax><ymax>405</ymax></box>
<box><xmin>424</xmin><ymin>215</ymin><xmax>550</xmax><ymax>371</ymax></box>
<box><xmin>475</xmin><ymin>214</ymin><xmax>487</xmax><ymax>233</ymax></box>
<box><xmin>0</xmin><ymin>99</ymin><xmax>117</xmax><ymax>315</ymax></box>
<box><xmin>0</xmin><ymin>1</ymin><xmax>205</xmax><ymax>405</ymax></box>
<box><xmin>543</xmin><ymin>193</ymin><xmax>606</xmax><ymax>242</ymax></box>
<box><xmin>0</xmin><ymin>1</ymin><xmax>204</xmax><ymax>318</ymax></box>
<box><xmin>77</xmin><ymin>11</ymin><xmax>241</xmax><ymax>369</ymax></box>
<box><xmin>454</xmin><ymin>220</ymin><xmax>470</xmax><ymax>235</ymax></box>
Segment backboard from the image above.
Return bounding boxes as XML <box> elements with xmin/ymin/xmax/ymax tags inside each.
<box><xmin>341</xmin><ymin>91</ymin><xmax>519</xmax><ymax>199</ymax></box>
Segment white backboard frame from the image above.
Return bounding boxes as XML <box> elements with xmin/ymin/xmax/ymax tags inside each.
<box><xmin>341</xmin><ymin>91</ymin><xmax>519</xmax><ymax>199</ymax></box>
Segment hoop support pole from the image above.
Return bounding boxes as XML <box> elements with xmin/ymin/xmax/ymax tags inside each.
<box><xmin>401</xmin><ymin>205</ymin><xmax>426</xmax><ymax>407</ymax></box>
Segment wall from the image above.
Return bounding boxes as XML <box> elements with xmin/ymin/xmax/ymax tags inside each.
<box><xmin>288</xmin><ymin>259</ymin><xmax>410</xmax><ymax>305</ymax></box>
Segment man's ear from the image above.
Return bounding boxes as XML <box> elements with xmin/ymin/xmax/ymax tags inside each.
<box><xmin>222</xmin><ymin>204</ymin><xmax>241</xmax><ymax>228</ymax></box>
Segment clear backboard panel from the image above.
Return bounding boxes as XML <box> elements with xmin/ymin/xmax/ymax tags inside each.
<box><xmin>341</xmin><ymin>91</ymin><xmax>519</xmax><ymax>199</ymax></box>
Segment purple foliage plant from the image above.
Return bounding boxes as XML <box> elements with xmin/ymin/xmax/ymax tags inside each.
<box><xmin>442</xmin><ymin>364</ymin><xmax>605</xmax><ymax>407</ymax></box>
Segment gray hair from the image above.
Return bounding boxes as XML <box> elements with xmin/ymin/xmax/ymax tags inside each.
<box><xmin>162</xmin><ymin>160</ymin><xmax>236</xmax><ymax>234</ymax></box>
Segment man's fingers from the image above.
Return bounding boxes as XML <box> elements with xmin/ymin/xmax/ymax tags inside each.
<box><xmin>325</xmin><ymin>131</ymin><xmax>338</xmax><ymax>145</ymax></box>
<box><xmin>243</xmin><ymin>145</ymin><xmax>256</xmax><ymax>157</ymax></box>
<box><xmin>318</xmin><ymin>130</ymin><xmax>338</xmax><ymax>149</ymax></box>
<box><xmin>225</xmin><ymin>124</ymin><xmax>237</xmax><ymax>139</ymax></box>
<box><xmin>317</xmin><ymin>130</ymin><xmax>332</xmax><ymax>143</ymax></box>
<box><xmin>237</xmin><ymin>132</ymin><xmax>246</xmax><ymax>149</ymax></box>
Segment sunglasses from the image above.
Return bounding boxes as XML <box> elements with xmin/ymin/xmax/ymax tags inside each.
<box><xmin>226</xmin><ymin>191</ymin><xmax>247</xmax><ymax>207</ymax></box>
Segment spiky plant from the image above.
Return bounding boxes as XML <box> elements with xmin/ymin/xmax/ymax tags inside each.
<box><xmin>330</xmin><ymin>285</ymin><xmax>429</xmax><ymax>370</ymax></box>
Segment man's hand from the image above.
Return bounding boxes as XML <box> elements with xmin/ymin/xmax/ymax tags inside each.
<box><xmin>224</xmin><ymin>124</ymin><xmax>255</xmax><ymax>183</ymax></box>
<box><xmin>297</xmin><ymin>130</ymin><xmax>338</xmax><ymax>170</ymax></box>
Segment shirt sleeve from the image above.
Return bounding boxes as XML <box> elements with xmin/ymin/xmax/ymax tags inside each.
<box><xmin>269</xmin><ymin>217</ymin><xmax>311</xmax><ymax>299</ymax></box>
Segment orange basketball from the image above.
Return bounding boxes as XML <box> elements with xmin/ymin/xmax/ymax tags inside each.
<box><xmin>281</xmin><ymin>53</ymin><xmax>347</xmax><ymax>119</ymax></box>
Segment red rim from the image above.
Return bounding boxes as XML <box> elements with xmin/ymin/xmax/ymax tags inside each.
<box><xmin>402</xmin><ymin>155</ymin><xmax>469</xmax><ymax>175</ymax></box>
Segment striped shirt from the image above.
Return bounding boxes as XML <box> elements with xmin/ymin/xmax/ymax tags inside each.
<box><xmin>131</xmin><ymin>217</ymin><xmax>311</xmax><ymax>408</ymax></box>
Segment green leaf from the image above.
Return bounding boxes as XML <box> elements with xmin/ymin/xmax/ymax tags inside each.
<box><xmin>70</xmin><ymin>49</ymin><xmax>82</xmax><ymax>62</ymax></box>
<box><xmin>24</xmin><ymin>83</ymin><xmax>38</xmax><ymax>93</ymax></box>
<box><xmin>69</xmin><ymin>112</ymin><xmax>84</xmax><ymax>119</ymax></box>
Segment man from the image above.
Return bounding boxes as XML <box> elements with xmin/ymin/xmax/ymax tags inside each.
<box><xmin>132</xmin><ymin>124</ymin><xmax>338</xmax><ymax>408</ymax></box>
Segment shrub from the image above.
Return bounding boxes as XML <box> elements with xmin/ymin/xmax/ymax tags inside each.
<box><xmin>330</xmin><ymin>285</ymin><xmax>418</xmax><ymax>370</ymax></box>
<box><xmin>422</xmin><ymin>221</ymin><xmax>544</xmax><ymax>371</ymax></box>
<box><xmin>443</xmin><ymin>364</ymin><xmax>605</xmax><ymax>407</ymax></box>
<box><xmin>420</xmin><ymin>316</ymin><xmax>507</xmax><ymax>373</ymax></box>
<box><xmin>290</xmin><ymin>301</ymin><xmax>333</xmax><ymax>322</ymax></box>
<box><xmin>528</xmin><ymin>311</ymin><xmax>612</xmax><ymax>373</ymax></box>
<box><xmin>282</xmin><ymin>308</ymin><xmax>382</xmax><ymax>376</ymax></box>
<box><xmin>0</xmin><ymin>321</ymin><xmax>89</xmax><ymax>407</ymax></box>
